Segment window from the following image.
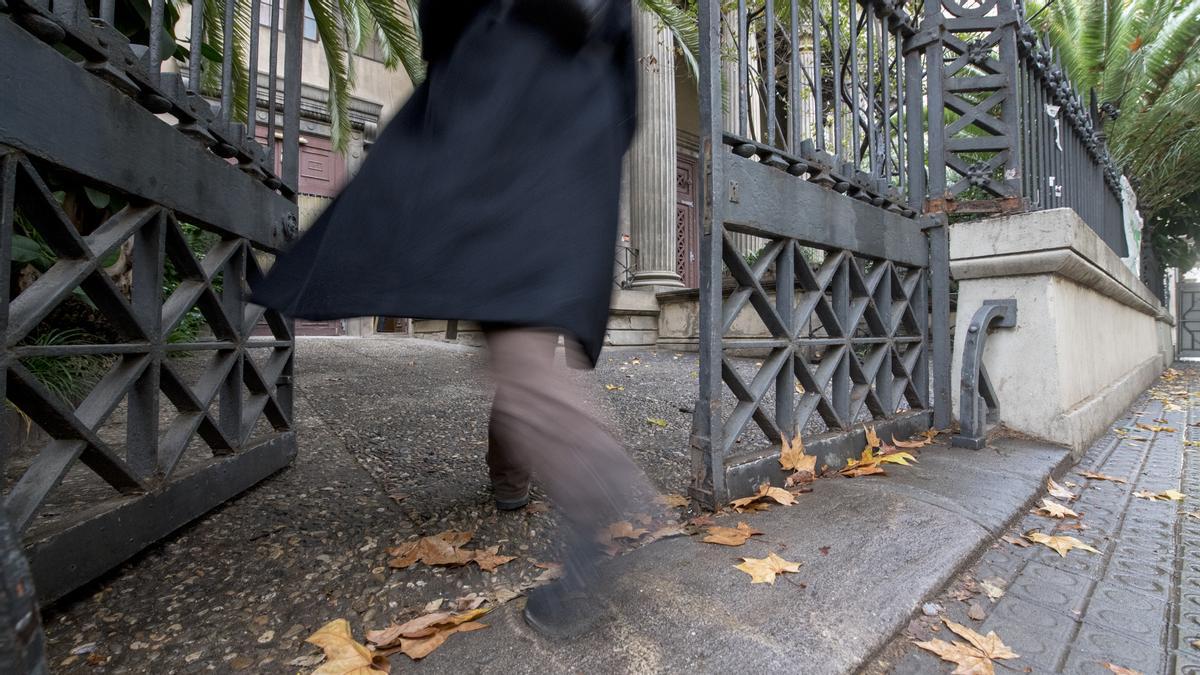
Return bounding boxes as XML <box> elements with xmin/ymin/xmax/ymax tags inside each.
<box><xmin>257</xmin><ymin>0</ymin><xmax>318</xmax><ymax>41</ymax></box>
<box><xmin>356</xmin><ymin>33</ymin><xmax>385</xmax><ymax>62</ymax></box>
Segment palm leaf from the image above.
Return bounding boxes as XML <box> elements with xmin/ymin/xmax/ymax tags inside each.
<box><xmin>637</xmin><ymin>0</ymin><xmax>700</xmax><ymax>80</ymax></box>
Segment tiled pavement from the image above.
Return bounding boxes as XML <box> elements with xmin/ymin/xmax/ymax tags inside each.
<box><xmin>876</xmin><ymin>364</ymin><xmax>1200</xmax><ymax>674</ymax></box>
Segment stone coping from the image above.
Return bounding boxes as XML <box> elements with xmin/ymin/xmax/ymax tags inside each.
<box><xmin>949</xmin><ymin>208</ymin><xmax>1171</xmax><ymax>323</ymax></box>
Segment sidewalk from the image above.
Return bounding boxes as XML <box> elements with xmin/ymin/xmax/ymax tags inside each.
<box><xmin>38</xmin><ymin>337</ymin><xmax>1182</xmax><ymax>673</ymax></box>
<box><xmin>867</xmin><ymin>364</ymin><xmax>1200</xmax><ymax>674</ymax></box>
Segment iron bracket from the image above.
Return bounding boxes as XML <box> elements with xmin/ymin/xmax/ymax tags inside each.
<box><xmin>952</xmin><ymin>299</ymin><xmax>1017</xmax><ymax>450</ymax></box>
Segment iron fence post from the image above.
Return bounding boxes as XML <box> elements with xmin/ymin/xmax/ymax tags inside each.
<box><xmin>923</xmin><ymin>214</ymin><xmax>953</xmax><ymax>429</ymax></box>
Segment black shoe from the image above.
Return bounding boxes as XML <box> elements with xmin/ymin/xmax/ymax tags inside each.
<box><xmin>495</xmin><ymin>494</ymin><xmax>530</xmax><ymax>511</ymax></box>
<box><xmin>522</xmin><ymin>536</ymin><xmax>603</xmax><ymax>638</ymax></box>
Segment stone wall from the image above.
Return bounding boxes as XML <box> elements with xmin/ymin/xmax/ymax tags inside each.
<box><xmin>950</xmin><ymin>208</ymin><xmax>1174</xmax><ymax>455</ymax></box>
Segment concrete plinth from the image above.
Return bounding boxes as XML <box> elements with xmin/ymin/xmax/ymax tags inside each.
<box><xmin>950</xmin><ymin>208</ymin><xmax>1174</xmax><ymax>455</ymax></box>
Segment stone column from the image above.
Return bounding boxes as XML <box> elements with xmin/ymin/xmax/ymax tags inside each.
<box><xmin>629</xmin><ymin>6</ymin><xmax>684</xmax><ymax>290</ymax></box>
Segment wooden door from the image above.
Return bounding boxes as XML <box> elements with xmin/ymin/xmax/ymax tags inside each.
<box><xmin>676</xmin><ymin>152</ymin><xmax>699</xmax><ymax>288</ymax></box>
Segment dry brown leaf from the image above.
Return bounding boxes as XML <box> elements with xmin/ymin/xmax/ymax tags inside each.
<box><xmin>368</xmin><ymin>608</ymin><xmax>491</xmax><ymax>661</ymax></box>
<box><xmin>1078</xmin><ymin>470</ymin><xmax>1129</xmax><ymax>484</ymax></box>
<box><xmin>532</xmin><ymin>562</ymin><xmax>563</xmax><ymax>584</ymax></box>
<box><xmin>398</xmin><ymin>622</ymin><xmax>487</xmax><ymax>660</ymax></box>
<box><xmin>1135</xmin><ymin>422</ymin><xmax>1176</xmax><ymax>433</ymax></box>
<box><xmin>1025</xmin><ymin>532</ymin><xmax>1099</xmax><ymax>557</ymax></box>
<box><xmin>1101</xmin><ymin>664</ymin><xmax>1142</xmax><ymax>675</ymax></box>
<box><xmin>1185</xmin><ymin>511</ymin><xmax>1200</xmax><ymax>520</ymax></box>
<box><xmin>979</xmin><ymin>579</ymin><xmax>1005</xmax><ymax>601</ymax></box>
<box><xmin>602</xmin><ymin>521</ymin><xmax>651</xmax><ymax>541</ymax></box>
<box><xmin>780</xmin><ymin>434</ymin><xmax>816</xmax><ymax>474</ymax></box>
<box><xmin>915</xmin><ymin>619</ymin><xmax>1018</xmax><ymax>675</ymax></box>
<box><xmin>841</xmin><ymin>463</ymin><xmax>887</xmax><ymax>478</ymax></box>
<box><xmin>892</xmin><ymin>433</ymin><xmax>933</xmax><ymax>449</ymax></box>
<box><xmin>734</xmin><ymin>552</ymin><xmax>802</xmax><ymax>584</ymax></box>
<box><xmin>785</xmin><ymin>469</ymin><xmax>816</xmax><ymax>487</ymax></box>
<box><xmin>729</xmin><ymin>483</ymin><xmax>798</xmax><ymax>511</ymax></box>
<box><xmin>1133</xmin><ymin>489</ymin><xmax>1185</xmax><ymax>502</ymax></box>
<box><xmin>1046</xmin><ymin>477</ymin><xmax>1077</xmax><ymax>501</ymax></box>
<box><xmin>702</xmin><ymin>522</ymin><xmax>764</xmax><ymax>547</ymax></box>
<box><xmin>1033</xmin><ymin>498</ymin><xmax>1079</xmax><ymax>519</ymax></box>
<box><xmin>470</xmin><ymin>546</ymin><xmax>517</xmax><ymax>572</ymax></box>
<box><xmin>1001</xmin><ymin>534</ymin><xmax>1032</xmax><ymax>548</ymax></box>
<box><xmin>659</xmin><ymin>493</ymin><xmax>690</xmax><ymax>508</ymax></box>
<box><xmin>967</xmin><ymin>603</ymin><xmax>986</xmax><ymax>621</ymax></box>
<box><xmin>387</xmin><ymin>531</ymin><xmax>474</xmax><ymax>569</ymax></box>
<box><xmin>306</xmin><ymin>619</ymin><xmax>388</xmax><ymax>675</ymax></box>
<box><xmin>865</xmin><ymin>426</ymin><xmax>882</xmax><ymax>449</ymax></box>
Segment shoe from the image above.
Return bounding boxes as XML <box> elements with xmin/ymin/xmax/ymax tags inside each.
<box><xmin>522</xmin><ymin>536</ymin><xmax>602</xmax><ymax>638</ymax></box>
<box><xmin>494</xmin><ymin>494</ymin><xmax>530</xmax><ymax>511</ymax></box>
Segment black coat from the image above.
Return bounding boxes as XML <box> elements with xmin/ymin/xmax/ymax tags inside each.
<box><xmin>250</xmin><ymin>0</ymin><xmax>637</xmax><ymax>367</ymax></box>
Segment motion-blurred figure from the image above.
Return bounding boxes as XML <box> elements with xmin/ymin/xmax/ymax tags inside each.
<box><xmin>252</xmin><ymin>0</ymin><xmax>657</xmax><ymax>636</ymax></box>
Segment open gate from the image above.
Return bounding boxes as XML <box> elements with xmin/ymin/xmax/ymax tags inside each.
<box><xmin>690</xmin><ymin>0</ymin><xmax>952</xmax><ymax>506</ymax></box>
<box><xmin>0</xmin><ymin>0</ymin><xmax>300</xmax><ymax>601</ymax></box>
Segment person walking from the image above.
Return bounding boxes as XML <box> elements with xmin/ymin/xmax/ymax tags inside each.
<box><xmin>251</xmin><ymin>0</ymin><xmax>659</xmax><ymax>637</ymax></box>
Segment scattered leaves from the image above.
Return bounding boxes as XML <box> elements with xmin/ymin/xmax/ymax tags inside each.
<box><xmin>1025</xmin><ymin>532</ymin><xmax>1100</xmax><ymax>557</ymax></box>
<box><xmin>839</xmin><ymin>444</ymin><xmax>917</xmax><ymax>477</ymax></box>
<box><xmin>646</xmin><ymin>417</ymin><xmax>669</xmax><ymax>428</ymax></box>
<box><xmin>305</xmin><ymin>619</ymin><xmax>388</xmax><ymax>674</ymax></box>
<box><xmin>602</xmin><ymin>521</ymin><xmax>651</xmax><ymax>541</ymax></box>
<box><xmin>367</xmin><ymin>608</ymin><xmax>490</xmax><ymax>660</ymax></box>
<box><xmin>1185</xmin><ymin>511</ymin><xmax>1200</xmax><ymax>520</ymax></box>
<box><xmin>1135</xmin><ymin>423</ymin><xmax>1176</xmax><ymax>433</ymax></box>
<box><xmin>1046</xmin><ymin>478</ymin><xmax>1077</xmax><ymax>501</ymax></box>
<box><xmin>702</xmin><ymin>522</ymin><xmax>763</xmax><ymax>547</ymax></box>
<box><xmin>1078</xmin><ymin>471</ymin><xmax>1128</xmax><ymax>484</ymax></box>
<box><xmin>1133</xmin><ymin>489</ymin><xmax>1185</xmax><ymax>502</ymax></box>
<box><xmin>734</xmin><ymin>552</ymin><xmax>802</xmax><ymax>584</ymax></box>
<box><xmin>1001</xmin><ymin>534</ymin><xmax>1032</xmax><ymax>548</ymax></box>
<box><xmin>892</xmin><ymin>432</ymin><xmax>935</xmax><ymax>449</ymax></box>
<box><xmin>386</xmin><ymin>531</ymin><xmax>514</xmax><ymax>572</ymax></box>
<box><xmin>914</xmin><ymin>619</ymin><xmax>1018</xmax><ymax>675</ymax></box>
<box><xmin>1033</xmin><ymin>498</ymin><xmax>1079</xmax><ymax>519</ymax></box>
<box><xmin>729</xmin><ymin>482</ymin><xmax>798</xmax><ymax>511</ymax></box>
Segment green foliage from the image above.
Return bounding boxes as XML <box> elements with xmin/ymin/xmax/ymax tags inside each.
<box><xmin>19</xmin><ymin>330</ymin><xmax>111</xmax><ymax>405</ymax></box>
<box><xmin>1029</xmin><ymin>0</ymin><xmax>1200</xmax><ymax>270</ymax></box>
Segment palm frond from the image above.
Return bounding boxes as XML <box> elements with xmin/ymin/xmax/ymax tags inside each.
<box><xmin>638</xmin><ymin>0</ymin><xmax>700</xmax><ymax>80</ymax></box>
<box><xmin>307</xmin><ymin>0</ymin><xmax>354</xmax><ymax>148</ymax></box>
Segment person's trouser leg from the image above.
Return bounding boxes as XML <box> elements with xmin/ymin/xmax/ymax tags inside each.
<box><xmin>483</xmin><ymin>326</ymin><xmax>655</xmax><ymax>534</ymax></box>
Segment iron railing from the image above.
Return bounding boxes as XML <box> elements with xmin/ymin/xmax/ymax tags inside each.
<box><xmin>923</xmin><ymin>0</ymin><xmax>1128</xmax><ymax>256</ymax></box>
<box><xmin>1</xmin><ymin>0</ymin><xmax>301</xmax><ymax>601</ymax></box>
<box><xmin>692</xmin><ymin>0</ymin><xmax>950</xmax><ymax>506</ymax></box>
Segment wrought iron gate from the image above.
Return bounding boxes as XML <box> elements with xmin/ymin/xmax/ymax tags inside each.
<box><xmin>1</xmin><ymin>0</ymin><xmax>301</xmax><ymax>601</ymax></box>
<box><xmin>1178</xmin><ymin>283</ymin><xmax>1200</xmax><ymax>359</ymax></box>
<box><xmin>690</xmin><ymin>0</ymin><xmax>951</xmax><ymax>506</ymax></box>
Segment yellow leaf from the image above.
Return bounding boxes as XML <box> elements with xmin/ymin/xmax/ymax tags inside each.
<box><xmin>729</xmin><ymin>483</ymin><xmax>797</xmax><ymax>511</ymax></box>
<box><xmin>604</xmin><ymin>384</ymin><xmax>625</xmax><ymax>392</ymax></box>
<box><xmin>1025</xmin><ymin>532</ymin><xmax>1099</xmax><ymax>557</ymax></box>
<box><xmin>1134</xmin><ymin>489</ymin><xmax>1185</xmax><ymax>502</ymax></box>
<box><xmin>734</xmin><ymin>551</ymin><xmax>802</xmax><ymax>584</ymax></box>
<box><xmin>1033</xmin><ymin>498</ymin><xmax>1079</xmax><ymax>519</ymax></box>
<box><xmin>646</xmin><ymin>417</ymin><xmax>668</xmax><ymax>428</ymax></box>
<box><xmin>1185</xmin><ymin>440</ymin><xmax>1200</xmax><ymax>448</ymax></box>
<box><xmin>306</xmin><ymin>619</ymin><xmax>386</xmax><ymax>675</ymax></box>
<box><xmin>1078</xmin><ymin>471</ymin><xmax>1128</xmax><ymax>484</ymax></box>
<box><xmin>1046</xmin><ymin>477</ymin><xmax>1076</xmax><ymax>501</ymax></box>
<box><xmin>659</xmin><ymin>493</ymin><xmax>690</xmax><ymax>508</ymax></box>
<box><xmin>914</xmin><ymin>638</ymin><xmax>994</xmax><ymax>675</ymax></box>
<box><xmin>702</xmin><ymin>522</ymin><xmax>764</xmax><ymax>546</ymax></box>
<box><xmin>979</xmin><ymin>580</ymin><xmax>1005</xmax><ymax>601</ymax></box>
<box><xmin>864</xmin><ymin>426</ymin><xmax>882</xmax><ymax>449</ymax></box>
<box><xmin>1135</xmin><ymin>423</ymin><xmax>1176</xmax><ymax>433</ymax></box>
<box><xmin>779</xmin><ymin>434</ymin><xmax>816</xmax><ymax>474</ymax></box>
<box><xmin>877</xmin><ymin>450</ymin><xmax>918</xmax><ymax>466</ymax></box>
<box><xmin>469</xmin><ymin>546</ymin><xmax>517</xmax><ymax>572</ymax></box>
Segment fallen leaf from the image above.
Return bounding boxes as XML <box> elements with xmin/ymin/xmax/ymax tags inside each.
<box><xmin>892</xmin><ymin>433</ymin><xmax>933</xmax><ymax>449</ymax></box>
<box><xmin>1135</xmin><ymin>423</ymin><xmax>1176</xmax><ymax>433</ymax></box>
<box><xmin>915</xmin><ymin>619</ymin><xmax>1019</xmax><ymax>675</ymax></box>
<box><xmin>779</xmin><ymin>434</ymin><xmax>816</xmax><ymax>474</ymax></box>
<box><xmin>702</xmin><ymin>522</ymin><xmax>763</xmax><ymax>546</ymax></box>
<box><xmin>659</xmin><ymin>494</ymin><xmax>690</xmax><ymax>508</ymax></box>
<box><xmin>1102</xmin><ymin>664</ymin><xmax>1142</xmax><ymax>675</ymax></box>
<box><xmin>368</xmin><ymin>608</ymin><xmax>490</xmax><ymax>660</ymax></box>
<box><xmin>877</xmin><ymin>449</ymin><xmax>918</xmax><ymax>466</ymax></box>
<box><xmin>967</xmin><ymin>603</ymin><xmax>987</xmax><ymax>621</ymax></box>
<box><xmin>1026</xmin><ymin>532</ymin><xmax>1100</xmax><ymax>557</ymax></box>
<box><xmin>729</xmin><ymin>483</ymin><xmax>798</xmax><ymax>511</ymax></box>
<box><xmin>492</xmin><ymin>587</ymin><xmax>521</xmax><ymax>604</ymax></box>
<box><xmin>423</xmin><ymin>599</ymin><xmax>444</xmax><ymax>613</ymax></box>
<box><xmin>1001</xmin><ymin>534</ymin><xmax>1032</xmax><ymax>548</ymax></box>
<box><xmin>387</xmin><ymin>531</ymin><xmax>474</xmax><ymax>569</ymax></box>
<box><xmin>1184</xmin><ymin>511</ymin><xmax>1200</xmax><ymax>520</ymax></box>
<box><xmin>1078</xmin><ymin>470</ymin><xmax>1128</xmax><ymax>484</ymax></box>
<box><xmin>1046</xmin><ymin>478</ymin><xmax>1077</xmax><ymax>501</ymax></box>
<box><xmin>734</xmin><ymin>552</ymin><xmax>802</xmax><ymax>584</ymax></box>
<box><xmin>785</xmin><ymin>469</ymin><xmax>816</xmax><ymax>487</ymax></box>
<box><xmin>1033</xmin><ymin>498</ymin><xmax>1079</xmax><ymax>519</ymax></box>
<box><xmin>980</xmin><ymin>579</ymin><xmax>1005</xmax><ymax>601</ymax></box>
<box><xmin>306</xmin><ymin>619</ymin><xmax>387</xmax><ymax>674</ymax></box>
<box><xmin>646</xmin><ymin>417</ymin><xmax>669</xmax><ymax>428</ymax></box>
<box><xmin>865</xmin><ymin>426</ymin><xmax>882</xmax><ymax>449</ymax></box>
<box><xmin>469</xmin><ymin>546</ymin><xmax>517</xmax><ymax>572</ymax></box>
<box><xmin>532</xmin><ymin>562</ymin><xmax>563</xmax><ymax>584</ymax></box>
<box><xmin>604</xmin><ymin>384</ymin><xmax>625</xmax><ymax>392</ymax></box>
<box><xmin>1185</xmin><ymin>440</ymin><xmax>1200</xmax><ymax>448</ymax></box>
<box><xmin>1133</xmin><ymin>489</ymin><xmax>1185</xmax><ymax>502</ymax></box>
<box><xmin>602</xmin><ymin>521</ymin><xmax>650</xmax><ymax>541</ymax></box>
<box><xmin>819</xmin><ymin>546</ymin><xmax>830</xmax><ymax>555</ymax></box>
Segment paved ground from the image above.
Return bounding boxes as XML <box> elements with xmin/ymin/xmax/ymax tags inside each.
<box><xmin>867</xmin><ymin>363</ymin><xmax>1200</xmax><ymax>675</ymax></box>
<box><xmin>34</xmin><ymin>336</ymin><xmax>1187</xmax><ymax>673</ymax></box>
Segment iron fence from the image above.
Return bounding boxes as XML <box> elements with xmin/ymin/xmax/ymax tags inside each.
<box><xmin>923</xmin><ymin>0</ymin><xmax>1127</xmax><ymax>256</ymax></box>
<box><xmin>1</xmin><ymin>0</ymin><xmax>301</xmax><ymax>601</ymax></box>
<box><xmin>692</xmin><ymin>0</ymin><xmax>951</xmax><ymax>506</ymax></box>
